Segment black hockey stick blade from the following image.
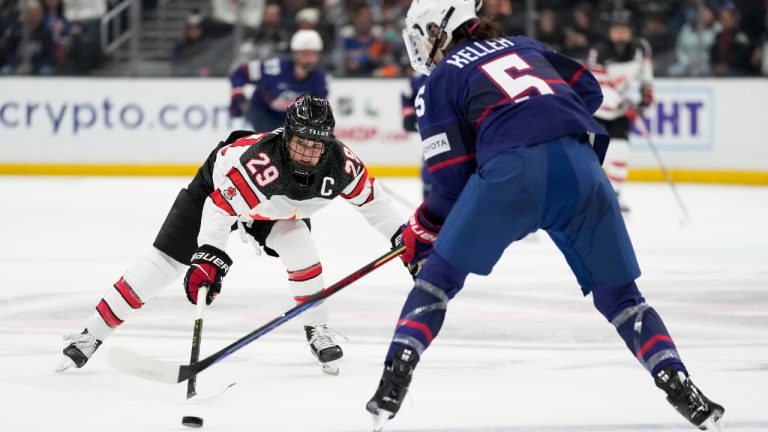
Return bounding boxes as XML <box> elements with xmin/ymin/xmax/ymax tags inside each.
<box><xmin>108</xmin><ymin>246</ymin><xmax>405</xmax><ymax>384</ymax></box>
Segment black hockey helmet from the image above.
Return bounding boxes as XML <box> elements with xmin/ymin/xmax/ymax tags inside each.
<box><xmin>609</xmin><ymin>9</ymin><xmax>633</xmax><ymax>27</ymax></box>
<box><xmin>282</xmin><ymin>95</ymin><xmax>336</xmax><ymax>181</ymax></box>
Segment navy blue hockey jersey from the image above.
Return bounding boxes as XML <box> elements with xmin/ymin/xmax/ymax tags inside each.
<box><xmin>418</xmin><ymin>35</ymin><xmax>608</xmax><ymax>221</ymax></box>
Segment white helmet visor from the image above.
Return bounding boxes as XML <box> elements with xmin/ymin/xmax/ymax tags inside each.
<box><xmin>402</xmin><ymin>27</ymin><xmax>436</xmax><ymax>76</ymax></box>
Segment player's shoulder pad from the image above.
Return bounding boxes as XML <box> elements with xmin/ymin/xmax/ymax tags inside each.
<box><xmin>224</xmin><ymin>130</ymin><xmax>257</xmax><ymax>144</ymax></box>
<box><xmin>634</xmin><ymin>38</ymin><xmax>652</xmax><ymax>56</ymax></box>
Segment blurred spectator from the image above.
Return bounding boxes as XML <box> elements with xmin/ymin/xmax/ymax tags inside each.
<box><xmin>42</xmin><ymin>0</ymin><xmax>69</xmax><ymax>63</ymax></box>
<box><xmin>280</xmin><ymin>0</ymin><xmax>307</xmax><ymax>33</ymax></box>
<box><xmin>481</xmin><ymin>0</ymin><xmax>525</xmax><ymax>35</ymax></box>
<box><xmin>60</xmin><ymin>0</ymin><xmax>106</xmax><ymax>74</ymax></box>
<box><xmin>296</xmin><ymin>7</ymin><xmax>320</xmax><ymax>30</ymax></box>
<box><xmin>562</xmin><ymin>2</ymin><xmax>601</xmax><ymax>61</ymax></box>
<box><xmin>338</xmin><ymin>4</ymin><xmax>385</xmax><ymax>76</ymax></box>
<box><xmin>1</xmin><ymin>0</ymin><xmax>56</xmax><ymax>75</ymax></box>
<box><xmin>237</xmin><ymin>2</ymin><xmax>290</xmax><ymax>64</ymax></box>
<box><xmin>171</xmin><ymin>11</ymin><xmax>233</xmax><ymax>77</ymax></box>
<box><xmin>536</xmin><ymin>8</ymin><xmax>564</xmax><ymax>51</ymax></box>
<box><xmin>209</xmin><ymin>0</ymin><xmax>264</xmax><ymax>32</ymax></box>
<box><xmin>710</xmin><ymin>4</ymin><xmax>753</xmax><ymax>75</ymax></box>
<box><xmin>669</xmin><ymin>5</ymin><xmax>721</xmax><ymax>76</ymax></box>
<box><xmin>641</xmin><ymin>13</ymin><xmax>676</xmax><ymax>74</ymax></box>
<box><xmin>0</xmin><ymin>0</ymin><xmax>18</xmax><ymax>71</ymax></box>
<box><xmin>229</xmin><ymin>29</ymin><xmax>329</xmax><ymax>131</ymax></box>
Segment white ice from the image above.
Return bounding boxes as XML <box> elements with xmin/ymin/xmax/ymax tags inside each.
<box><xmin>0</xmin><ymin>177</ymin><xmax>766</xmax><ymax>432</ymax></box>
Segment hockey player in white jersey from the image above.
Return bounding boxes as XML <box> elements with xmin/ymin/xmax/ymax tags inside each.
<box><xmin>57</xmin><ymin>95</ymin><xmax>403</xmax><ymax>375</ymax></box>
<box><xmin>587</xmin><ymin>9</ymin><xmax>654</xmax><ymax>212</ymax></box>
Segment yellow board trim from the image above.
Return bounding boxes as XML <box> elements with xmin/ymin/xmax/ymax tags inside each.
<box><xmin>0</xmin><ymin>164</ymin><xmax>766</xmax><ymax>184</ymax></box>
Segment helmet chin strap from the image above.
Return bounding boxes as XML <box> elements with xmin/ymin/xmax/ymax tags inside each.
<box><xmin>426</xmin><ymin>6</ymin><xmax>455</xmax><ymax>69</ymax></box>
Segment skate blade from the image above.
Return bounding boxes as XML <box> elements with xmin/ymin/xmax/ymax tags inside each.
<box><xmin>699</xmin><ymin>409</ymin><xmax>726</xmax><ymax>431</ymax></box>
<box><xmin>372</xmin><ymin>409</ymin><xmax>393</xmax><ymax>432</ymax></box>
<box><xmin>321</xmin><ymin>361</ymin><xmax>339</xmax><ymax>376</ymax></box>
<box><xmin>55</xmin><ymin>357</ymin><xmax>76</xmax><ymax>373</ymax></box>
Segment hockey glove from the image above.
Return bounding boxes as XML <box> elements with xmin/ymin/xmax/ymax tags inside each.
<box><xmin>229</xmin><ymin>92</ymin><xmax>248</xmax><ymax>118</ymax></box>
<box><xmin>391</xmin><ymin>226</ymin><xmax>419</xmax><ymax>280</ymax></box>
<box><xmin>184</xmin><ymin>245</ymin><xmax>233</xmax><ymax>305</ymax></box>
<box><xmin>401</xmin><ymin>204</ymin><xmax>441</xmax><ymax>273</ymax></box>
<box><xmin>640</xmin><ymin>85</ymin><xmax>654</xmax><ymax>108</ymax></box>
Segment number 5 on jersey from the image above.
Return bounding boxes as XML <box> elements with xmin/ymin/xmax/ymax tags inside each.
<box><xmin>481</xmin><ymin>53</ymin><xmax>554</xmax><ymax>103</ymax></box>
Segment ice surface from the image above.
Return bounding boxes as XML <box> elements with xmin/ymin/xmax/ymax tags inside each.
<box><xmin>0</xmin><ymin>177</ymin><xmax>766</xmax><ymax>431</ymax></box>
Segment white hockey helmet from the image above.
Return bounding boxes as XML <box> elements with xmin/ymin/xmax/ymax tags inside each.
<box><xmin>290</xmin><ymin>29</ymin><xmax>323</xmax><ymax>52</ymax></box>
<box><xmin>402</xmin><ymin>0</ymin><xmax>477</xmax><ymax>75</ymax></box>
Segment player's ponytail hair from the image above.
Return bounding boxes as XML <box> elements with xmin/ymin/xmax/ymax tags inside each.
<box><xmin>447</xmin><ymin>17</ymin><xmax>504</xmax><ymax>51</ymax></box>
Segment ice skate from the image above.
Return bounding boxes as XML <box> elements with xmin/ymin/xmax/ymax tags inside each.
<box><xmin>305</xmin><ymin>325</ymin><xmax>343</xmax><ymax>375</ymax></box>
<box><xmin>655</xmin><ymin>367</ymin><xmax>725</xmax><ymax>431</ymax></box>
<box><xmin>56</xmin><ymin>329</ymin><xmax>102</xmax><ymax>372</ymax></box>
<box><xmin>366</xmin><ymin>348</ymin><xmax>419</xmax><ymax>431</ymax></box>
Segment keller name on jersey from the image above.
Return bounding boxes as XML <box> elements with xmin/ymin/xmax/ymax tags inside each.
<box><xmin>445</xmin><ymin>38</ymin><xmax>516</xmax><ymax>69</ymax></box>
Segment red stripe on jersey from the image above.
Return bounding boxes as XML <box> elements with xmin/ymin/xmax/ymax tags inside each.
<box><xmin>227</xmin><ymin>168</ymin><xmax>261</xmax><ymax>209</ymax></box>
<box><xmin>288</xmin><ymin>263</ymin><xmax>323</xmax><ymax>282</ymax></box>
<box><xmin>475</xmin><ymin>99</ymin><xmax>507</xmax><ymax>129</ymax></box>
<box><xmin>211</xmin><ymin>190</ymin><xmax>236</xmax><ymax>216</ymax></box>
<box><xmin>636</xmin><ymin>335</ymin><xmax>674</xmax><ymax>359</ymax></box>
<box><xmin>397</xmin><ymin>319</ymin><xmax>433</xmax><ymax>344</ymax></box>
<box><xmin>355</xmin><ymin>178</ymin><xmax>376</xmax><ymax>207</ymax></box>
<box><xmin>341</xmin><ymin>168</ymin><xmax>369</xmax><ymax>199</ymax></box>
<box><xmin>428</xmin><ymin>153</ymin><xmax>476</xmax><ymax>173</ymax></box>
<box><xmin>96</xmin><ymin>299</ymin><xmax>123</xmax><ymax>328</ymax></box>
<box><xmin>114</xmin><ymin>277</ymin><xmax>143</xmax><ymax>309</ymax></box>
<box><xmin>568</xmin><ymin>67</ymin><xmax>586</xmax><ymax>86</ymax></box>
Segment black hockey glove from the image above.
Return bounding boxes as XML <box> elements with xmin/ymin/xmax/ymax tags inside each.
<box><xmin>229</xmin><ymin>93</ymin><xmax>249</xmax><ymax>118</ymax></box>
<box><xmin>391</xmin><ymin>226</ymin><xmax>421</xmax><ymax>280</ymax></box>
<box><xmin>184</xmin><ymin>245</ymin><xmax>233</xmax><ymax>305</ymax></box>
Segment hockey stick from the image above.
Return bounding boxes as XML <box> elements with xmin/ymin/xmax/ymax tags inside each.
<box><xmin>186</xmin><ymin>285</ymin><xmax>207</xmax><ymax>399</ymax></box>
<box><xmin>108</xmin><ymin>246</ymin><xmax>406</xmax><ymax>384</ymax></box>
<box><xmin>634</xmin><ymin>118</ymin><xmax>691</xmax><ymax>223</ymax></box>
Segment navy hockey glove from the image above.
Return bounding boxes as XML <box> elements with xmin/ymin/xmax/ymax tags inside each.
<box><xmin>391</xmin><ymin>226</ymin><xmax>419</xmax><ymax>279</ymax></box>
<box><xmin>184</xmin><ymin>245</ymin><xmax>233</xmax><ymax>305</ymax></box>
<box><xmin>229</xmin><ymin>92</ymin><xmax>248</xmax><ymax>118</ymax></box>
<box><xmin>401</xmin><ymin>204</ymin><xmax>441</xmax><ymax>272</ymax></box>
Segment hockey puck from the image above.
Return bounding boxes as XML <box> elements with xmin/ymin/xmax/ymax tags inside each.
<box><xmin>182</xmin><ymin>416</ymin><xmax>204</xmax><ymax>428</ymax></box>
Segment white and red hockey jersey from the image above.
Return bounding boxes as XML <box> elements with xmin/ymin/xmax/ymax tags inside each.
<box><xmin>197</xmin><ymin>130</ymin><xmax>403</xmax><ymax>250</ymax></box>
<box><xmin>587</xmin><ymin>39</ymin><xmax>654</xmax><ymax>121</ymax></box>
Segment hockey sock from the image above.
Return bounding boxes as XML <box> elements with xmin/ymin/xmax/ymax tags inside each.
<box><xmin>386</xmin><ymin>252</ymin><xmax>468</xmax><ymax>361</ymax></box>
<box><xmin>604</xmin><ymin>138</ymin><xmax>629</xmax><ymax>194</ymax></box>
<box><xmin>593</xmin><ymin>283</ymin><xmax>687</xmax><ymax>376</ymax></box>
<box><xmin>267</xmin><ymin>220</ymin><xmax>329</xmax><ymax>327</ymax></box>
<box><xmin>86</xmin><ymin>248</ymin><xmax>186</xmax><ymax>341</ymax></box>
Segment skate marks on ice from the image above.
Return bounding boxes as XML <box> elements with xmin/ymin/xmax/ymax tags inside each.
<box><xmin>394</xmin><ymin>420</ymin><xmax>768</xmax><ymax>432</ymax></box>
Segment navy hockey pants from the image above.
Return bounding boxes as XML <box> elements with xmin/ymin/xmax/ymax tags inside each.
<box><xmin>431</xmin><ymin>134</ymin><xmax>641</xmax><ymax>295</ymax></box>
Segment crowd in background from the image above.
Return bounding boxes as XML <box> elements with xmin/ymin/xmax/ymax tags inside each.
<box><xmin>2</xmin><ymin>0</ymin><xmax>767</xmax><ymax>77</ymax></box>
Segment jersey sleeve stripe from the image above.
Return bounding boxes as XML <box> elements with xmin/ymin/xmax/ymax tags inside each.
<box><xmin>354</xmin><ymin>177</ymin><xmax>376</xmax><ymax>207</ymax></box>
<box><xmin>114</xmin><ymin>277</ymin><xmax>143</xmax><ymax>309</ymax></box>
<box><xmin>567</xmin><ymin>66</ymin><xmax>586</xmax><ymax>86</ymax></box>
<box><xmin>227</xmin><ymin>168</ymin><xmax>261</xmax><ymax>209</ymax></box>
<box><xmin>341</xmin><ymin>168</ymin><xmax>369</xmax><ymax>199</ymax></box>
<box><xmin>211</xmin><ymin>189</ymin><xmax>237</xmax><ymax>216</ymax></box>
<box><xmin>427</xmin><ymin>153</ymin><xmax>476</xmax><ymax>173</ymax></box>
<box><xmin>96</xmin><ymin>299</ymin><xmax>123</xmax><ymax>328</ymax></box>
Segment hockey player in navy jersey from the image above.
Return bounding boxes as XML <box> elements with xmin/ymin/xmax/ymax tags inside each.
<box><xmin>229</xmin><ymin>29</ymin><xmax>329</xmax><ymax>132</ymax></box>
<box><xmin>57</xmin><ymin>96</ymin><xmax>403</xmax><ymax>376</ymax></box>
<box><xmin>366</xmin><ymin>0</ymin><xmax>724</xmax><ymax>430</ymax></box>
